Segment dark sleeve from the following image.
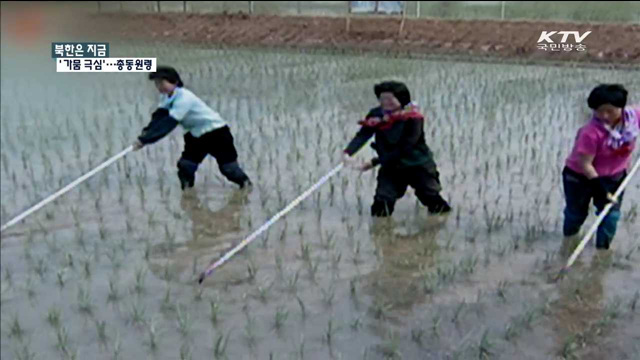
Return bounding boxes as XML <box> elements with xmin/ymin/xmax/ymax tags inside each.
<box><xmin>377</xmin><ymin>117</ymin><xmax>423</xmax><ymax>167</ymax></box>
<box><xmin>138</xmin><ymin>108</ymin><xmax>179</xmax><ymax>145</ymax></box>
<box><xmin>344</xmin><ymin>126</ymin><xmax>375</xmax><ymax>156</ymax></box>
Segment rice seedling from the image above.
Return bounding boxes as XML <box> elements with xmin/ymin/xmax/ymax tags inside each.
<box><xmin>560</xmin><ymin>333</ymin><xmax>579</xmax><ymax>360</ymax></box>
<box><xmin>496</xmin><ymin>280</ymin><xmax>509</xmax><ymax>302</ymax></box>
<box><xmin>180</xmin><ymin>343</ymin><xmax>192</xmax><ymax>360</ymax></box>
<box><xmin>4</xmin><ymin>266</ymin><xmax>13</xmax><ymax>288</ymax></box>
<box><xmin>247</xmin><ymin>260</ymin><xmax>258</xmax><ymax>282</ymax></box>
<box><xmin>452</xmin><ymin>300</ymin><xmax>466</xmax><ymax>324</ymax></box>
<box><xmin>107</xmin><ymin>276</ymin><xmax>120</xmax><ymax>303</ymax></box>
<box><xmin>145</xmin><ymin>317</ymin><xmax>160</xmax><ymax>353</ymax></box>
<box><xmin>321</xmin><ymin>284</ymin><xmax>335</xmax><ymax>306</ymax></box>
<box><xmin>213</xmin><ymin>330</ymin><xmax>230</xmax><ymax>359</ymax></box>
<box><xmin>133</xmin><ymin>267</ymin><xmax>147</xmax><ymax>295</ymax></box>
<box><xmin>77</xmin><ymin>285</ymin><xmax>93</xmax><ymax>315</ymax></box>
<box><xmin>9</xmin><ymin>314</ymin><xmax>25</xmax><ymax>340</ymax></box>
<box><xmin>176</xmin><ymin>303</ymin><xmax>192</xmax><ymax>338</ymax></box>
<box><xmin>287</xmin><ymin>269</ymin><xmax>300</xmax><ymax>293</ymax></box>
<box><xmin>47</xmin><ymin>306</ymin><xmax>62</xmax><ymax>329</ymax></box>
<box><xmin>431</xmin><ymin>315</ymin><xmax>442</xmax><ymax>339</ymax></box>
<box><xmin>244</xmin><ymin>314</ymin><xmax>257</xmax><ymax>346</ymax></box>
<box><xmin>274</xmin><ymin>305</ymin><xmax>289</xmax><ymax>331</ymax></box>
<box><xmin>371</xmin><ymin>300</ymin><xmax>393</xmax><ymax>320</ymax></box>
<box><xmin>411</xmin><ymin>327</ymin><xmax>425</xmax><ymax>345</ymax></box>
<box><xmin>325</xmin><ymin>319</ymin><xmax>337</xmax><ymax>346</ymax></box>
<box><xmin>56</xmin><ymin>326</ymin><xmax>70</xmax><ymax>355</ymax></box>
<box><xmin>631</xmin><ymin>290</ymin><xmax>639</xmax><ymax>312</ymax></box>
<box><xmin>209</xmin><ymin>298</ymin><xmax>220</xmax><ymax>326</ymax></box>
<box><xmin>478</xmin><ymin>329</ymin><xmax>494</xmax><ymax>360</ymax></box>
<box><xmin>25</xmin><ymin>276</ymin><xmax>36</xmax><ymax>301</ymax></box>
<box><xmin>112</xmin><ymin>331</ymin><xmax>122</xmax><ymax>360</ymax></box>
<box><xmin>13</xmin><ymin>342</ymin><xmax>36</xmax><ymax>360</ymax></box>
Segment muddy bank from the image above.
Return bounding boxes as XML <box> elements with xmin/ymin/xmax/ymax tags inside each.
<box><xmin>77</xmin><ymin>12</ymin><xmax>640</xmax><ymax>66</ymax></box>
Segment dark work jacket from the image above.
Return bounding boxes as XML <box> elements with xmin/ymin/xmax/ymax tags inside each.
<box><xmin>344</xmin><ymin>106</ymin><xmax>435</xmax><ymax>169</ymax></box>
<box><xmin>138</xmin><ymin>108</ymin><xmax>179</xmax><ymax>145</ymax></box>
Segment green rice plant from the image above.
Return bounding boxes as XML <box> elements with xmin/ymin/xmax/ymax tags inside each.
<box><xmin>112</xmin><ymin>331</ymin><xmax>122</xmax><ymax>360</ymax></box>
<box><xmin>129</xmin><ymin>300</ymin><xmax>147</xmax><ymax>327</ymax></box>
<box><xmin>95</xmin><ymin>320</ymin><xmax>108</xmax><ymax>344</ymax></box>
<box><xmin>107</xmin><ymin>277</ymin><xmax>120</xmax><ymax>303</ymax></box>
<box><xmin>134</xmin><ymin>267</ymin><xmax>147</xmax><ymax>295</ymax></box>
<box><xmin>371</xmin><ymin>300</ymin><xmax>393</xmax><ymax>320</ymax></box>
<box><xmin>180</xmin><ymin>343</ymin><xmax>192</xmax><ymax>360</ymax></box>
<box><xmin>295</xmin><ymin>295</ymin><xmax>307</xmax><ymax>319</ymax></box>
<box><xmin>478</xmin><ymin>329</ymin><xmax>494</xmax><ymax>359</ymax></box>
<box><xmin>496</xmin><ymin>281</ymin><xmax>509</xmax><ymax>302</ymax></box>
<box><xmin>4</xmin><ymin>266</ymin><xmax>13</xmax><ymax>288</ymax></box>
<box><xmin>77</xmin><ymin>285</ymin><xmax>93</xmax><ymax>315</ymax></box>
<box><xmin>176</xmin><ymin>303</ymin><xmax>192</xmax><ymax>338</ymax></box>
<box><xmin>56</xmin><ymin>326</ymin><xmax>70</xmax><ymax>355</ymax></box>
<box><xmin>560</xmin><ymin>333</ymin><xmax>579</xmax><ymax>360</ymax></box>
<box><xmin>146</xmin><ymin>317</ymin><xmax>160</xmax><ymax>353</ymax></box>
<box><xmin>325</xmin><ymin>319</ymin><xmax>337</xmax><ymax>346</ymax></box>
<box><xmin>13</xmin><ymin>342</ymin><xmax>36</xmax><ymax>360</ymax></box>
<box><xmin>411</xmin><ymin>327</ymin><xmax>425</xmax><ymax>345</ymax></box>
<box><xmin>431</xmin><ymin>315</ymin><xmax>442</xmax><ymax>339</ymax></box>
<box><xmin>47</xmin><ymin>306</ymin><xmax>62</xmax><ymax>329</ymax></box>
<box><xmin>9</xmin><ymin>314</ymin><xmax>25</xmax><ymax>340</ymax></box>
<box><xmin>56</xmin><ymin>269</ymin><xmax>66</xmax><ymax>290</ymax></box>
<box><xmin>274</xmin><ymin>305</ymin><xmax>289</xmax><ymax>331</ymax></box>
<box><xmin>213</xmin><ymin>330</ymin><xmax>230</xmax><ymax>359</ymax></box>
<box><xmin>452</xmin><ymin>300</ymin><xmax>466</xmax><ymax>324</ymax></box>
<box><xmin>247</xmin><ymin>260</ymin><xmax>257</xmax><ymax>282</ymax></box>
<box><xmin>244</xmin><ymin>315</ymin><xmax>257</xmax><ymax>346</ymax></box>
<box><xmin>25</xmin><ymin>276</ymin><xmax>36</xmax><ymax>301</ymax></box>
<box><xmin>209</xmin><ymin>298</ymin><xmax>220</xmax><ymax>326</ymax></box>
<box><xmin>320</xmin><ymin>284</ymin><xmax>335</xmax><ymax>306</ymax></box>
<box><xmin>631</xmin><ymin>290</ymin><xmax>639</xmax><ymax>312</ymax></box>
<box><xmin>287</xmin><ymin>269</ymin><xmax>300</xmax><ymax>293</ymax></box>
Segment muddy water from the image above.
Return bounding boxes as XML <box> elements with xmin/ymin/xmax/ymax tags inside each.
<box><xmin>1</xmin><ymin>29</ymin><xmax>639</xmax><ymax>360</ymax></box>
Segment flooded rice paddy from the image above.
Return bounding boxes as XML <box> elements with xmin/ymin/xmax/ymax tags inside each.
<box><xmin>1</xmin><ymin>41</ymin><xmax>639</xmax><ymax>360</ymax></box>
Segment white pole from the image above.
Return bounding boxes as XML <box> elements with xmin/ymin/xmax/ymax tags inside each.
<box><xmin>200</xmin><ymin>163</ymin><xmax>345</xmax><ymax>282</ymax></box>
<box><xmin>501</xmin><ymin>1</ymin><xmax>505</xmax><ymax>20</ymax></box>
<box><xmin>199</xmin><ymin>139</ymin><xmax>373</xmax><ymax>283</ymax></box>
<box><xmin>1</xmin><ymin>146</ymin><xmax>134</xmax><ymax>233</ymax></box>
<box><xmin>563</xmin><ymin>157</ymin><xmax>640</xmax><ymax>271</ymax></box>
<box><xmin>417</xmin><ymin>1</ymin><xmax>421</xmax><ymax>18</ymax></box>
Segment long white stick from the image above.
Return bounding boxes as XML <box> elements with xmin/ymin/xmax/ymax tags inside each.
<box><xmin>563</xmin><ymin>157</ymin><xmax>640</xmax><ymax>270</ymax></box>
<box><xmin>199</xmin><ymin>162</ymin><xmax>345</xmax><ymax>283</ymax></box>
<box><xmin>1</xmin><ymin>146</ymin><xmax>134</xmax><ymax>233</ymax></box>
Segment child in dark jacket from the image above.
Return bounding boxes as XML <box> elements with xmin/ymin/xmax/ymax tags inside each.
<box><xmin>133</xmin><ymin>66</ymin><xmax>252</xmax><ymax>190</ymax></box>
<box><xmin>343</xmin><ymin>81</ymin><xmax>451</xmax><ymax>217</ymax></box>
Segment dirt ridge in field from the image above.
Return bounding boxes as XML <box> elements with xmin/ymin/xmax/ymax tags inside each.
<box><xmin>79</xmin><ymin>12</ymin><xmax>640</xmax><ymax>66</ymax></box>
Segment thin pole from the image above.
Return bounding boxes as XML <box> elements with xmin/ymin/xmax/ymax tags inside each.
<box><xmin>399</xmin><ymin>1</ymin><xmax>407</xmax><ymax>35</ymax></box>
<box><xmin>562</xmin><ymin>157</ymin><xmax>640</xmax><ymax>272</ymax></box>
<box><xmin>199</xmin><ymin>139</ymin><xmax>373</xmax><ymax>283</ymax></box>
<box><xmin>417</xmin><ymin>1</ymin><xmax>420</xmax><ymax>18</ymax></box>
<box><xmin>1</xmin><ymin>146</ymin><xmax>133</xmax><ymax>233</ymax></box>
<box><xmin>346</xmin><ymin>1</ymin><xmax>351</xmax><ymax>33</ymax></box>
<box><xmin>501</xmin><ymin>1</ymin><xmax>505</xmax><ymax>20</ymax></box>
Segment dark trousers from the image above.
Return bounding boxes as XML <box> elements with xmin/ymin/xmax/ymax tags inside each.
<box><xmin>372</xmin><ymin>162</ymin><xmax>450</xmax><ymax>216</ymax></box>
<box><xmin>562</xmin><ymin>166</ymin><xmax>626</xmax><ymax>249</ymax></box>
<box><xmin>177</xmin><ymin>126</ymin><xmax>250</xmax><ymax>188</ymax></box>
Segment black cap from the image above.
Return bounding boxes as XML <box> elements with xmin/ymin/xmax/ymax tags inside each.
<box><xmin>374</xmin><ymin>81</ymin><xmax>411</xmax><ymax>107</ymax></box>
<box><xmin>149</xmin><ymin>66</ymin><xmax>184</xmax><ymax>87</ymax></box>
<box><xmin>587</xmin><ymin>84</ymin><xmax>627</xmax><ymax>109</ymax></box>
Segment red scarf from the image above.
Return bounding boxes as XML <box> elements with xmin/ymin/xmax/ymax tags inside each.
<box><xmin>358</xmin><ymin>103</ymin><xmax>424</xmax><ymax>130</ymax></box>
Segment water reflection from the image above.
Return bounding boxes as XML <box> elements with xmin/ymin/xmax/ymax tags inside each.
<box><xmin>147</xmin><ymin>189</ymin><xmax>249</xmax><ymax>284</ymax></box>
<box><xmin>364</xmin><ymin>215</ymin><xmax>448</xmax><ymax>313</ymax></box>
